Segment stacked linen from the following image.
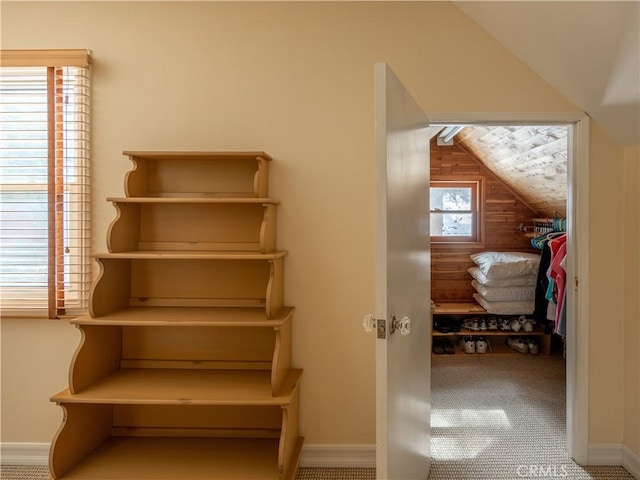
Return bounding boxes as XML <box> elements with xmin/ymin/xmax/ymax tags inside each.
<box><xmin>468</xmin><ymin>252</ymin><xmax>540</xmax><ymax>315</ymax></box>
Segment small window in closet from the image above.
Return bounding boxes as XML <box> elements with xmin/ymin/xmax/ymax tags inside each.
<box><xmin>430</xmin><ymin>178</ymin><xmax>483</xmax><ymax>244</ymax></box>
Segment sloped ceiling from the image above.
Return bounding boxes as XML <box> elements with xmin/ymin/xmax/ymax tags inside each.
<box><xmin>455</xmin><ymin>125</ymin><xmax>568</xmax><ymax>219</ymax></box>
<box><xmin>454</xmin><ymin>1</ymin><xmax>640</xmax><ymax>147</ymax></box>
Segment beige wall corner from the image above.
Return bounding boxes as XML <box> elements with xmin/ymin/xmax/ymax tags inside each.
<box><xmin>587</xmin><ymin>122</ymin><xmax>626</xmax><ymax>445</ymax></box>
<box><xmin>623</xmin><ymin>144</ymin><xmax>640</xmax><ymax>458</ymax></box>
<box><xmin>0</xmin><ymin>319</ymin><xmax>79</xmax><ymax>442</ymax></box>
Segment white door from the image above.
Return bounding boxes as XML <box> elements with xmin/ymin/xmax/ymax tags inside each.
<box><xmin>374</xmin><ymin>63</ymin><xmax>431</xmax><ymax>479</ymax></box>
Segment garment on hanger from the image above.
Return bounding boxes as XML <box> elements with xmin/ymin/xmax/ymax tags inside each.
<box><xmin>548</xmin><ymin>234</ymin><xmax>567</xmax><ymax>335</ymax></box>
<box><xmin>532</xmin><ymin>231</ymin><xmax>565</xmax><ymax>323</ymax></box>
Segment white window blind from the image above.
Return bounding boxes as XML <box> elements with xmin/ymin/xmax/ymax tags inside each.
<box><xmin>1</xmin><ymin>50</ymin><xmax>92</xmax><ymax>318</ymax></box>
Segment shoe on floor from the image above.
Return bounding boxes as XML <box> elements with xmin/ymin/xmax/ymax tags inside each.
<box><xmin>442</xmin><ymin>338</ymin><xmax>456</xmax><ymax>355</ymax></box>
<box><xmin>462</xmin><ymin>336</ymin><xmax>476</xmax><ymax>354</ymax></box>
<box><xmin>507</xmin><ymin>336</ymin><xmax>528</xmax><ymax>354</ymax></box>
<box><xmin>475</xmin><ymin>336</ymin><xmax>489</xmax><ymax>354</ymax></box>
<box><xmin>527</xmin><ymin>338</ymin><xmax>539</xmax><ymax>354</ymax></box>
<box><xmin>432</xmin><ymin>339</ymin><xmax>445</xmax><ymax>355</ymax></box>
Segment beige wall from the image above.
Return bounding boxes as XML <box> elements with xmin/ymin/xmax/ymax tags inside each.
<box><xmin>0</xmin><ymin>1</ymin><xmax>629</xmax><ymax>450</ymax></box>
<box><xmin>623</xmin><ymin>145</ymin><xmax>640</xmax><ymax>456</ymax></box>
<box><xmin>588</xmin><ymin>124</ymin><xmax>626</xmax><ymax>445</ymax></box>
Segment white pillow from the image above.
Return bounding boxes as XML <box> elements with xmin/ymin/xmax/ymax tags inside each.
<box><xmin>470</xmin><ymin>251</ymin><xmax>540</xmax><ymax>279</ymax></box>
<box><xmin>471</xmin><ymin>280</ymin><xmax>535</xmax><ymax>302</ymax></box>
<box><xmin>467</xmin><ymin>267</ymin><xmax>537</xmax><ymax>287</ymax></box>
<box><xmin>473</xmin><ymin>293</ymin><xmax>535</xmax><ymax>315</ymax></box>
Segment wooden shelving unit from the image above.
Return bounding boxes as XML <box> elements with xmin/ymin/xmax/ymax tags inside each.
<box><xmin>432</xmin><ymin>302</ymin><xmax>551</xmax><ymax>356</ymax></box>
<box><xmin>49</xmin><ymin>152</ymin><xmax>302</xmax><ymax>480</ymax></box>
<box><xmin>433</xmin><ymin>302</ymin><xmax>487</xmax><ymax>315</ymax></box>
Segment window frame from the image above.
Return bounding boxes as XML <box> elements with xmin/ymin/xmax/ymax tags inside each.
<box><xmin>430</xmin><ymin>176</ymin><xmax>484</xmax><ymax>246</ymax></box>
<box><xmin>1</xmin><ymin>50</ymin><xmax>92</xmax><ymax>319</ymax></box>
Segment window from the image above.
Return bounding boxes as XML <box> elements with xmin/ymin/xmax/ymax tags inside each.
<box><xmin>430</xmin><ymin>179</ymin><xmax>482</xmax><ymax>243</ymax></box>
<box><xmin>1</xmin><ymin>50</ymin><xmax>92</xmax><ymax>318</ymax></box>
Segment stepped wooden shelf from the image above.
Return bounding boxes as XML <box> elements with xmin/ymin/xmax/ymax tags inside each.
<box><xmin>122</xmin><ymin>151</ymin><xmax>272</xmax><ymax>198</ymax></box>
<box><xmin>50</xmin><ymin>151</ymin><xmax>302</xmax><ymax>480</ymax></box>
<box><xmin>90</xmin><ymin>251</ymin><xmax>286</xmax><ymax>318</ymax></box>
<box><xmin>107</xmin><ymin>197</ymin><xmax>279</xmax><ymax>254</ymax></box>
<box><xmin>49</xmin><ymin>437</ymin><xmax>303</xmax><ymax>480</ymax></box>
<box><xmin>71</xmin><ymin>306</ymin><xmax>294</xmax><ymax>326</ymax></box>
<box><xmin>52</xmin><ymin>369</ymin><xmax>303</xmax><ymax>405</ymax></box>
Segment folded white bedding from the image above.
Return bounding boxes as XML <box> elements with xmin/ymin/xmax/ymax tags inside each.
<box><xmin>473</xmin><ymin>293</ymin><xmax>534</xmax><ymax>315</ymax></box>
<box><xmin>471</xmin><ymin>280</ymin><xmax>535</xmax><ymax>302</ymax></box>
<box><xmin>470</xmin><ymin>251</ymin><xmax>540</xmax><ymax>279</ymax></box>
<box><xmin>467</xmin><ymin>267</ymin><xmax>537</xmax><ymax>287</ymax></box>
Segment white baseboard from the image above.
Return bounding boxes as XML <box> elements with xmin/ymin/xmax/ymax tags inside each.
<box><xmin>0</xmin><ymin>443</ymin><xmax>49</xmax><ymax>466</ymax></box>
<box><xmin>589</xmin><ymin>443</ymin><xmax>639</xmax><ymax>479</ymax></box>
<box><xmin>1</xmin><ymin>442</ymin><xmax>376</xmax><ymax>469</ymax></box>
<box><xmin>3</xmin><ymin>441</ymin><xmax>637</xmax><ymax>476</ymax></box>
<box><xmin>622</xmin><ymin>445</ymin><xmax>640</xmax><ymax>479</ymax></box>
<box><xmin>589</xmin><ymin>443</ymin><xmax>625</xmax><ymax>465</ymax></box>
<box><xmin>299</xmin><ymin>444</ymin><xmax>376</xmax><ymax>468</ymax></box>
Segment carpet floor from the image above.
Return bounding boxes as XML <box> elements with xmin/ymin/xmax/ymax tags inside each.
<box><xmin>428</xmin><ymin>354</ymin><xmax>634</xmax><ymax>479</ymax></box>
<box><xmin>1</xmin><ymin>355</ymin><xmax>634</xmax><ymax>479</ymax></box>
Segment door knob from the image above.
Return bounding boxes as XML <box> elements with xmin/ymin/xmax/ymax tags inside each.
<box><xmin>362</xmin><ymin>314</ymin><xmax>375</xmax><ymax>333</ymax></box>
<box><xmin>391</xmin><ymin>315</ymin><xmax>411</xmax><ymax>335</ymax></box>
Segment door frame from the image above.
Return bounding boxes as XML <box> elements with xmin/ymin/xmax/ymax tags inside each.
<box><xmin>427</xmin><ymin>112</ymin><xmax>590</xmax><ymax>465</ymax></box>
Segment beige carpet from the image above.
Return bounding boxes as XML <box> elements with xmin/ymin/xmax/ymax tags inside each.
<box><xmin>1</xmin><ymin>355</ymin><xmax>634</xmax><ymax>479</ymax></box>
<box><xmin>429</xmin><ymin>354</ymin><xmax>634</xmax><ymax>479</ymax></box>
<box><xmin>0</xmin><ymin>464</ymin><xmax>633</xmax><ymax>479</ymax></box>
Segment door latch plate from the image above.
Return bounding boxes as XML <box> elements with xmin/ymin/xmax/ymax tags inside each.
<box><xmin>377</xmin><ymin>319</ymin><xmax>386</xmax><ymax>339</ymax></box>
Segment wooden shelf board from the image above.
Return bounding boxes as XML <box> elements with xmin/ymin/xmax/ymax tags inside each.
<box><xmin>433</xmin><ymin>328</ymin><xmax>547</xmax><ymax>337</ymax></box>
<box><xmin>52</xmin><ymin>369</ymin><xmax>302</xmax><ymax>406</ymax></box>
<box><xmin>92</xmin><ymin>251</ymin><xmax>287</xmax><ymax>260</ymax></box>
<box><xmin>73</xmin><ymin>306</ymin><xmax>294</xmax><ymax>327</ymax></box>
<box><xmin>433</xmin><ymin>302</ymin><xmax>487</xmax><ymax>314</ymax></box>
<box><xmin>57</xmin><ymin>436</ymin><xmax>303</xmax><ymax>480</ymax></box>
<box><xmin>107</xmin><ymin>197</ymin><xmax>280</xmax><ymax>205</ymax></box>
<box><xmin>433</xmin><ymin>342</ymin><xmax>543</xmax><ymax>356</ymax></box>
<box><xmin>123</xmin><ymin>151</ymin><xmax>273</xmax><ymax>161</ymax></box>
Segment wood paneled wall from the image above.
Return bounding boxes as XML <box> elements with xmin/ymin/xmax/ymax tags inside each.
<box><xmin>431</xmin><ymin>138</ymin><xmax>539</xmax><ymax>303</ymax></box>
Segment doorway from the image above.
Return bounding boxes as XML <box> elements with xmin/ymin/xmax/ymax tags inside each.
<box><xmin>372</xmin><ymin>65</ymin><xmax>589</xmax><ymax>476</ymax></box>
<box><xmin>427</xmin><ymin>114</ymin><xmax>590</xmax><ymax>465</ymax></box>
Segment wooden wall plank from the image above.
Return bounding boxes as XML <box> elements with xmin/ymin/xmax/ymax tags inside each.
<box><xmin>431</xmin><ymin>136</ymin><xmax>542</xmax><ymax>303</ymax></box>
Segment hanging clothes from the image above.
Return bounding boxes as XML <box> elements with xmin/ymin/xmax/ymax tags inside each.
<box><xmin>532</xmin><ymin>231</ymin><xmax>565</xmax><ymax>324</ymax></box>
<box><xmin>548</xmin><ymin>234</ymin><xmax>567</xmax><ymax>336</ymax></box>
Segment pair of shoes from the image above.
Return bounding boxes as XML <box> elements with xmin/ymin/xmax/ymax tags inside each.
<box><xmin>434</xmin><ymin>318</ymin><xmax>461</xmax><ymax>333</ymax></box>
<box><xmin>463</xmin><ymin>317</ymin><xmax>487</xmax><ymax>331</ymax></box>
<box><xmin>433</xmin><ymin>338</ymin><xmax>456</xmax><ymax>355</ymax></box>
<box><xmin>513</xmin><ymin>315</ymin><xmax>536</xmax><ymax>333</ymax></box>
<box><xmin>507</xmin><ymin>336</ymin><xmax>539</xmax><ymax>354</ymax></box>
<box><xmin>498</xmin><ymin>318</ymin><xmax>512</xmax><ymax>331</ymax></box>
<box><xmin>462</xmin><ymin>317</ymin><xmax>480</xmax><ymax>331</ymax></box>
<box><xmin>459</xmin><ymin>335</ymin><xmax>490</xmax><ymax>354</ymax></box>
<box><xmin>488</xmin><ymin>316</ymin><xmax>499</xmax><ymax>330</ymax></box>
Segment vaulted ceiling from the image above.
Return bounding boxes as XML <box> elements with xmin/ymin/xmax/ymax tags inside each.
<box><xmin>429</xmin><ymin>125</ymin><xmax>569</xmax><ymax>219</ymax></box>
<box><xmin>454</xmin><ymin>1</ymin><xmax>640</xmax><ymax>148</ymax></box>
<box><xmin>456</xmin><ymin>125</ymin><xmax>568</xmax><ymax>219</ymax></box>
